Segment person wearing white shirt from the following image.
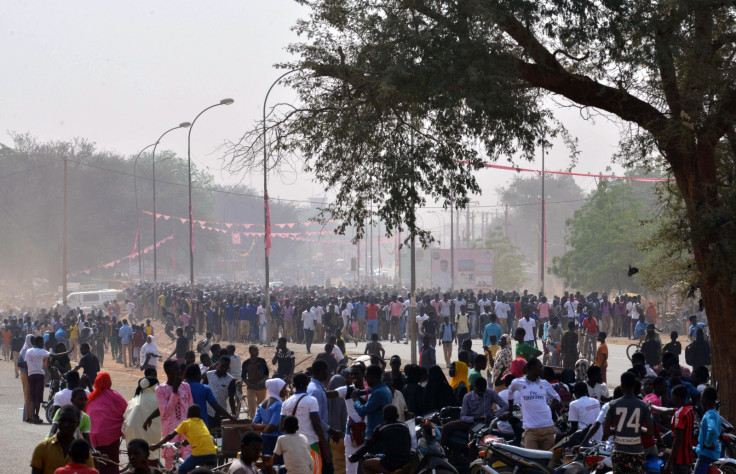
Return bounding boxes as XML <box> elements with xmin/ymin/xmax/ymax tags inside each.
<box><xmin>549</xmin><ymin>382</ymin><xmax>602</xmax><ymax>466</ymax></box>
<box><xmin>567</xmin><ymin>382</ymin><xmax>602</xmax><ymax>441</ymax></box>
<box><xmin>302</xmin><ymin>308</ymin><xmax>317</xmax><ymax>354</ymax></box>
<box><xmin>495</xmin><ymin>298</ymin><xmax>512</xmax><ymax>334</ymax></box>
<box><xmin>507</xmin><ymin>358</ymin><xmax>561</xmax><ymax>451</ymax></box>
<box><xmin>313</xmin><ymin>304</ymin><xmax>325</xmax><ymax>343</ymax></box>
<box><xmin>517</xmin><ymin>313</ymin><xmax>537</xmax><ymax>343</ymax></box>
<box><xmin>626</xmin><ymin>298</ymin><xmax>640</xmax><ymax>340</ymax></box>
<box><xmin>564</xmin><ymin>297</ymin><xmax>578</xmax><ymax>322</ymax></box>
<box><xmin>331</xmin><ymin>344</ymin><xmax>344</xmax><ymax>363</ymax></box>
<box><xmin>439</xmin><ymin>298</ymin><xmax>452</xmax><ymax>317</ymax></box>
<box><xmin>52</xmin><ymin>371</ymin><xmax>90</xmax><ymax>408</ymax></box>
<box><xmin>453</xmin><ymin>297</ymin><xmax>466</xmax><ymax>317</ymax></box>
<box><xmin>416</xmin><ymin>311</ymin><xmax>429</xmax><ymax>351</ymax></box>
<box><xmin>257</xmin><ymin>304</ymin><xmax>267</xmax><ymax>343</ymax></box>
<box><xmin>337</xmin><ymin>366</ymin><xmax>369</xmax><ymax>474</ymax></box>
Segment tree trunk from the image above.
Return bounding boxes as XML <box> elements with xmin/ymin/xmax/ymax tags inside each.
<box><xmin>672</xmin><ymin>144</ymin><xmax>736</xmax><ymax>421</ymax></box>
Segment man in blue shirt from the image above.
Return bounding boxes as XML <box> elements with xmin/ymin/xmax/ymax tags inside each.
<box><xmin>353</xmin><ymin>364</ymin><xmax>392</xmax><ymax>438</ymax></box>
<box><xmin>695</xmin><ymin>387</ymin><xmax>720</xmax><ymax>474</ymax></box>
<box><xmin>633</xmin><ymin>315</ymin><xmax>648</xmax><ymax>341</ymax></box>
<box><xmin>225</xmin><ymin>302</ymin><xmax>236</xmax><ymax>342</ymax></box>
<box><xmin>118</xmin><ymin>319</ymin><xmax>134</xmax><ymax>368</ymax></box>
<box><xmin>184</xmin><ymin>363</ymin><xmax>236</xmax><ymax>428</ymax></box>
<box><xmin>354</xmin><ymin>299</ymin><xmax>366</xmax><ymax>341</ymax></box>
<box><xmin>482</xmin><ymin>313</ymin><xmax>503</xmax><ymax>348</ymax></box>
<box><xmin>441</xmin><ymin>377</ymin><xmax>508</xmax><ymax>446</ymax></box>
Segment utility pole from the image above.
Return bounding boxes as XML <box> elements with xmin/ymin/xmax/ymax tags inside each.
<box><xmin>504</xmin><ymin>204</ymin><xmax>509</xmax><ymax>237</ymax></box>
<box><xmin>450</xmin><ymin>200</ymin><xmax>455</xmax><ymax>291</ymax></box>
<box><xmin>62</xmin><ymin>157</ymin><xmax>68</xmax><ymax>306</ymax></box>
<box><xmin>540</xmin><ymin>142</ymin><xmax>546</xmax><ymax>295</ymax></box>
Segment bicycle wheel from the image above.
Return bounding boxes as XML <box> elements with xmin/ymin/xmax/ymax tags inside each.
<box><xmin>626</xmin><ymin>343</ymin><xmax>640</xmax><ymax>361</ymax></box>
<box><xmin>45</xmin><ymin>403</ymin><xmax>57</xmax><ymax>424</ymax></box>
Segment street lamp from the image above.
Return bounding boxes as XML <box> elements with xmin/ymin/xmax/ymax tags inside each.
<box><xmin>133</xmin><ymin>143</ymin><xmax>156</xmax><ymax>284</ymax></box>
<box><xmin>187</xmin><ymin>98</ymin><xmax>234</xmax><ymax>300</ymax></box>
<box><xmin>152</xmin><ymin>122</ymin><xmax>191</xmax><ymax>319</ymax></box>
<box><xmin>263</xmin><ymin>70</ymin><xmax>299</xmax><ymax>346</ymax></box>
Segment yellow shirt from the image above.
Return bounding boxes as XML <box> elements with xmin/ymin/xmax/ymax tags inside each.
<box><xmin>145</xmin><ymin>325</ymin><xmax>154</xmax><ymax>336</ymax></box>
<box><xmin>175</xmin><ymin>418</ymin><xmax>217</xmax><ymax>456</ymax></box>
<box><xmin>69</xmin><ymin>325</ymin><xmax>79</xmax><ymax>339</ymax></box>
<box><xmin>31</xmin><ymin>434</ymin><xmax>94</xmax><ymax>474</ymax></box>
<box><xmin>486</xmin><ymin>344</ymin><xmax>501</xmax><ymax>362</ymax></box>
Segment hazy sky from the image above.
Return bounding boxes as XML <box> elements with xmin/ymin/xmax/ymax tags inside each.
<box><xmin>1</xmin><ymin>1</ymin><xmax>634</xmax><ymax>231</ymax></box>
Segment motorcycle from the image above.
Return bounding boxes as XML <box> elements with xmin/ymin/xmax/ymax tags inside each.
<box><xmin>42</xmin><ymin>365</ymin><xmax>67</xmax><ymax>423</ymax></box>
<box><xmin>470</xmin><ymin>440</ymin><xmax>603</xmax><ymax>474</ymax></box>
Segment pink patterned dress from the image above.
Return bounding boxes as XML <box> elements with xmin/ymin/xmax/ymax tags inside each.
<box><xmin>155</xmin><ymin>381</ymin><xmax>193</xmax><ymax>469</ymax></box>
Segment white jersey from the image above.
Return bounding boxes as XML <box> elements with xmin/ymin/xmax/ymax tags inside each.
<box><xmin>569</xmin><ymin>396</ymin><xmax>601</xmax><ymax>438</ymax></box>
<box><xmin>508</xmin><ymin>376</ymin><xmax>561</xmax><ymax>429</ymax></box>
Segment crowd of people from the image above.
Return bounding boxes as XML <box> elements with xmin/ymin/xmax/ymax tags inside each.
<box><xmin>3</xmin><ymin>282</ymin><xmax>715</xmax><ymax>474</ymax></box>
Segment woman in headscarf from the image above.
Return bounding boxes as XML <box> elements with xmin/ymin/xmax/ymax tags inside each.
<box><xmin>423</xmin><ymin>365</ymin><xmax>455</xmax><ymax>413</ymax></box>
<box><xmin>139</xmin><ymin>335</ymin><xmax>160</xmax><ymax>371</ymax></box>
<box><xmin>123</xmin><ymin>376</ymin><xmax>161</xmax><ymax>468</ymax></box>
<box><xmin>86</xmin><ymin>371</ymin><xmax>128</xmax><ymax>474</ymax></box>
<box><xmin>251</xmin><ymin>378</ymin><xmax>288</xmax><ymax>455</ymax></box>
<box><xmin>449</xmin><ymin>360</ymin><xmax>469</xmax><ymax>404</ymax></box>
<box><xmin>18</xmin><ymin>334</ymin><xmax>34</xmax><ymax>422</ymax></box>
<box><xmin>402</xmin><ymin>364</ymin><xmax>425</xmax><ymax>416</ymax></box>
<box><xmin>645</xmin><ymin>301</ymin><xmax>658</xmax><ymax>325</ymax></box>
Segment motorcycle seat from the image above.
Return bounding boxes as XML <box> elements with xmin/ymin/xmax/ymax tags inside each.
<box><xmin>495</xmin><ymin>443</ymin><xmax>554</xmax><ymax>461</ymax></box>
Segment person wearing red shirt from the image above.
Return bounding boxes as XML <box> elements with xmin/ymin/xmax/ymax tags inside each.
<box><xmin>53</xmin><ymin>439</ymin><xmax>99</xmax><ymax>474</ymax></box>
<box><xmin>655</xmin><ymin>385</ymin><xmax>696</xmax><ymax>474</ymax></box>
<box><xmin>581</xmin><ymin>313</ymin><xmax>599</xmax><ymax>362</ymax></box>
<box><xmin>365</xmin><ymin>300</ymin><xmax>380</xmax><ymax>340</ymax></box>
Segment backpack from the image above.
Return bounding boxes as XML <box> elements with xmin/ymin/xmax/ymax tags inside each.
<box><xmin>684</xmin><ymin>342</ymin><xmax>707</xmax><ymax>366</ymax></box>
<box><xmin>196</xmin><ymin>338</ymin><xmax>209</xmax><ymax>354</ymax></box>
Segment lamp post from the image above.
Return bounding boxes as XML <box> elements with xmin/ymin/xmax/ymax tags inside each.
<box><xmin>187</xmin><ymin>98</ymin><xmax>234</xmax><ymax>301</ymax></box>
<box><xmin>152</xmin><ymin>122</ymin><xmax>191</xmax><ymax>319</ymax></box>
<box><xmin>133</xmin><ymin>143</ymin><xmax>156</xmax><ymax>284</ymax></box>
<box><xmin>263</xmin><ymin>70</ymin><xmax>299</xmax><ymax>346</ymax></box>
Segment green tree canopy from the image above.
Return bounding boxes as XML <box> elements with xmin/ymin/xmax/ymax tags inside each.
<box><xmin>230</xmin><ymin>0</ymin><xmax>736</xmax><ymax>417</ymax></box>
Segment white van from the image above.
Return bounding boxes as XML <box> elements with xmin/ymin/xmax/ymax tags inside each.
<box><xmin>61</xmin><ymin>290</ymin><xmax>121</xmax><ymax>310</ymax></box>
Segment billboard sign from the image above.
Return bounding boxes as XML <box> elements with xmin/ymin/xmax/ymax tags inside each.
<box><xmin>430</xmin><ymin>248</ymin><xmax>495</xmax><ymax>292</ymax></box>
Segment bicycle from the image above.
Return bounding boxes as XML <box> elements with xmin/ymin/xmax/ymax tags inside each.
<box><xmin>626</xmin><ymin>327</ymin><xmax>663</xmax><ymax>361</ymax></box>
<box><xmin>233</xmin><ymin>380</ymin><xmax>249</xmax><ymax>417</ymax></box>
<box><xmin>583</xmin><ymin>333</ymin><xmax>597</xmax><ymax>363</ymax></box>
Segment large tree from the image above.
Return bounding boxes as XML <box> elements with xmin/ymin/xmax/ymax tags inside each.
<box><xmin>231</xmin><ymin>0</ymin><xmax>736</xmax><ymax>415</ymax></box>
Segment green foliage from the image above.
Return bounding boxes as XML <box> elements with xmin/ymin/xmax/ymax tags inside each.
<box><xmin>550</xmin><ymin>179</ymin><xmax>652</xmax><ymax>293</ymax></box>
<box><xmin>481</xmin><ymin>226</ymin><xmax>526</xmax><ymax>289</ymax></box>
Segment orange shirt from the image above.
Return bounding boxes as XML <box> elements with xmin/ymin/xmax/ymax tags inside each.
<box><xmin>595</xmin><ymin>342</ymin><xmax>608</xmax><ymax>368</ymax></box>
<box><xmin>2</xmin><ymin>330</ymin><xmax>11</xmax><ymax>345</ymax></box>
